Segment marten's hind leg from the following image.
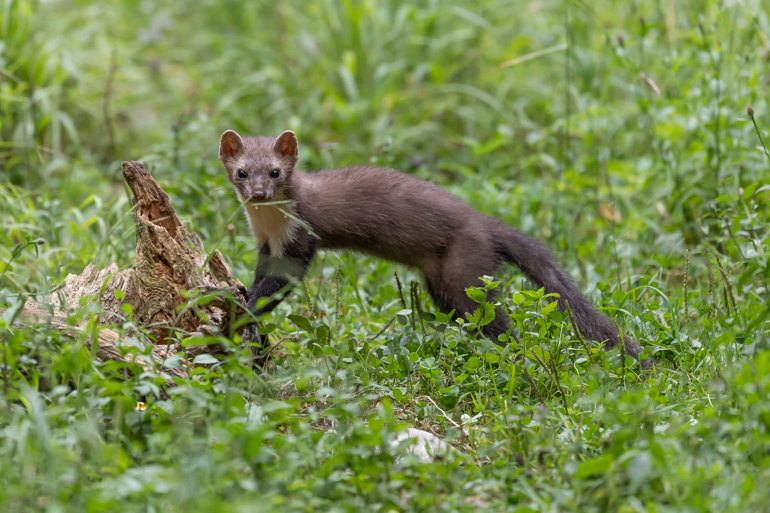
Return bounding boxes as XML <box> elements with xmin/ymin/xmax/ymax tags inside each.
<box><xmin>422</xmin><ymin>239</ymin><xmax>513</xmax><ymax>344</ymax></box>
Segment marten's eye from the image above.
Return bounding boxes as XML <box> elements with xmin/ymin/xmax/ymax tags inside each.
<box><xmin>236</xmin><ymin>169</ymin><xmax>247</xmax><ymax>179</ymax></box>
<box><xmin>269</xmin><ymin>169</ymin><xmax>280</xmax><ymax>179</ymax></box>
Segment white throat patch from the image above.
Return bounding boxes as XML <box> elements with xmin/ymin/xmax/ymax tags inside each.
<box><xmin>239</xmin><ymin>195</ymin><xmax>298</xmax><ymax>257</ymax></box>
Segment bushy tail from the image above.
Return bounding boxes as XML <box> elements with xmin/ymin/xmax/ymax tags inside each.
<box><xmin>495</xmin><ymin>225</ymin><xmax>651</xmax><ymax>369</ymax></box>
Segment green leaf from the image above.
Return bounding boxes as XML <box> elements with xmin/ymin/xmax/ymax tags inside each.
<box><xmin>260</xmin><ymin>323</ymin><xmax>277</xmax><ymax>334</ymax></box>
<box><xmin>192</xmin><ymin>354</ymin><xmax>219</xmax><ymax>365</ymax></box>
<box><xmin>531</xmin><ymin>346</ymin><xmax>550</xmax><ymax>365</ymax></box>
<box><xmin>11</xmin><ymin>243</ymin><xmax>25</xmax><ymax>260</ymax></box>
<box><xmin>421</xmin><ymin>311</ymin><xmax>436</xmax><ymax>322</ymax></box>
<box><xmin>315</xmin><ymin>324</ymin><xmax>330</xmax><ymax>346</ymax></box>
<box><xmin>742</xmin><ymin>475</ymin><xmax>756</xmax><ymax>494</ymax></box>
<box><xmin>541</xmin><ymin>301</ymin><xmax>558</xmax><ymax>316</ymax></box>
<box><xmin>627</xmin><ymin>452</ymin><xmax>652</xmax><ymax>491</ymax></box>
<box><xmin>396</xmin><ymin>309</ymin><xmax>412</xmax><ymax>326</ymax></box>
<box><xmin>295</xmin><ymin>377</ymin><xmax>310</xmax><ymax>391</ymax></box>
<box><xmin>120</xmin><ymin>303</ymin><xmax>133</xmax><ymax>319</ymax></box>
<box><xmin>483</xmin><ymin>352</ymin><xmax>500</xmax><ymax>364</ymax></box>
<box><xmin>479</xmin><ymin>302</ymin><xmax>496</xmax><ymax>327</ymax></box>
<box><xmin>464</xmin><ymin>356</ymin><xmax>482</xmax><ymax>372</ymax></box>
<box><xmin>742</xmin><ymin>182</ymin><xmax>757</xmax><ymax>200</ymax></box>
<box><xmin>261</xmin><ymin>401</ymin><xmax>293</xmax><ymax>413</ymax></box>
<box><xmin>574</xmin><ymin>455</ymin><xmax>614</xmax><ymax>477</ymax></box>
<box><xmin>466</xmin><ymin>287</ymin><xmax>487</xmax><ymax>303</ymax></box>
<box><xmin>289</xmin><ymin>314</ymin><xmax>313</xmax><ymax>332</ymax></box>
<box><xmin>162</xmin><ymin>354</ymin><xmax>185</xmax><ymax>370</ymax></box>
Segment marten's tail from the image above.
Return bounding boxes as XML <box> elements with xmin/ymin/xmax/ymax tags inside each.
<box><xmin>494</xmin><ymin>224</ymin><xmax>652</xmax><ymax>369</ymax></box>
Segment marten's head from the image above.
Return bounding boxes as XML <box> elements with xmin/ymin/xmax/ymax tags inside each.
<box><xmin>218</xmin><ymin>130</ymin><xmax>298</xmax><ymax>204</ymax></box>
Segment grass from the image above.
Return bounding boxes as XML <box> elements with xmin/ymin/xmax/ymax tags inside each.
<box><xmin>2</xmin><ymin>0</ymin><xmax>770</xmax><ymax>511</ymax></box>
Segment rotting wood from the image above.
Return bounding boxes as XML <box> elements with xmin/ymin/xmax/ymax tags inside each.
<box><xmin>15</xmin><ymin>161</ymin><xmax>261</xmax><ymax>388</ymax></box>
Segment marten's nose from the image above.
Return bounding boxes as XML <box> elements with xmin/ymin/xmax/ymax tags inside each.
<box><xmin>251</xmin><ymin>191</ymin><xmax>266</xmax><ymax>201</ymax></box>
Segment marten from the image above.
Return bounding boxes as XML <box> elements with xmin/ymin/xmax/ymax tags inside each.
<box><xmin>218</xmin><ymin>129</ymin><xmax>650</xmax><ymax>368</ymax></box>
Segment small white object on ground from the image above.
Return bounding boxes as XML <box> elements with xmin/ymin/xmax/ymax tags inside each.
<box><xmin>390</xmin><ymin>428</ymin><xmax>462</xmax><ymax>463</ymax></box>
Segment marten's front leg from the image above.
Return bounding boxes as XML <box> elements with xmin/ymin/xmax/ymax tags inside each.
<box><xmin>247</xmin><ymin>237</ymin><xmax>317</xmax><ymax>317</ymax></box>
<box><xmin>246</xmin><ymin>274</ymin><xmax>291</xmax><ymax>315</ymax></box>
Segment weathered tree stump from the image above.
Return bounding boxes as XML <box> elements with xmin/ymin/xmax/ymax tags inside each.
<box><xmin>21</xmin><ymin>161</ymin><xmax>260</xmax><ymax>381</ymax></box>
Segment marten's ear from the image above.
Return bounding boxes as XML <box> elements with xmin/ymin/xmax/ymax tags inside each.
<box><xmin>274</xmin><ymin>130</ymin><xmax>299</xmax><ymax>163</ymax></box>
<box><xmin>219</xmin><ymin>130</ymin><xmax>244</xmax><ymax>160</ymax></box>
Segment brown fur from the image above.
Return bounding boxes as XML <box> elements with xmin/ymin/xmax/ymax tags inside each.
<box><xmin>219</xmin><ymin>130</ymin><xmax>652</xmax><ymax>369</ymax></box>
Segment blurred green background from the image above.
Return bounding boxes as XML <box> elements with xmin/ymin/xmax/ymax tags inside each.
<box><xmin>4</xmin><ymin>0</ymin><xmax>767</xmax><ymax>291</ymax></box>
<box><xmin>3</xmin><ymin>0</ymin><xmax>770</xmax><ymax>511</ymax></box>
